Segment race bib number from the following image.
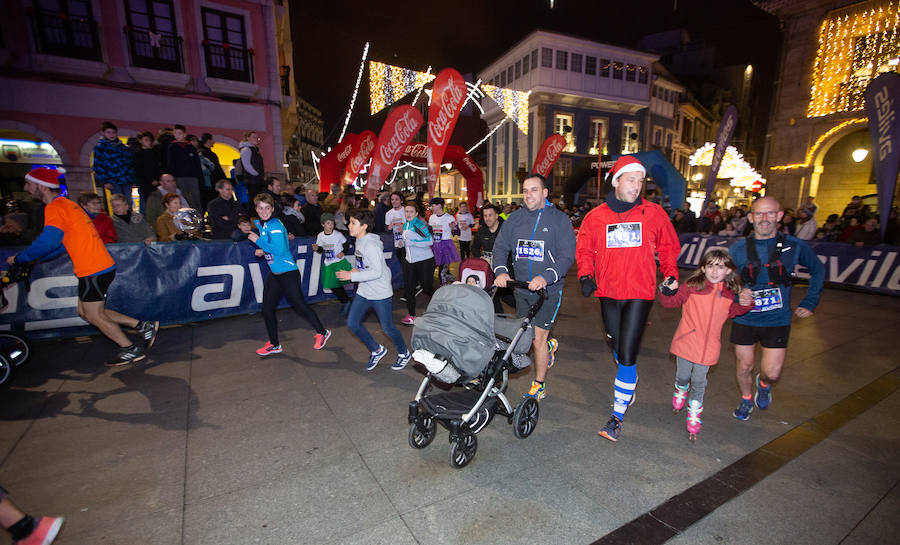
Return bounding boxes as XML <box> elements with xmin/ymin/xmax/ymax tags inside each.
<box><xmin>516</xmin><ymin>239</ymin><xmax>545</xmax><ymax>261</ymax></box>
<box><xmin>751</xmin><ymin>287</ymin><xmax>783</xmax><ymax>313</ymax></box>
<box><xmin>323</xmin><ymin>244</ymin><xmax>336</xmax><ymax>259</ymax></box>
<box><xmin>432</xmin><ymin>226</ymin><xmax>443</xmax><ymax>238</ymax></box>
<box><xmin>606</xmin><ymin>222</ymin><xmax>642</xmax><ymax>249</ymax></box>
<box><xmin>263</xmin><ymin>253</ymin><xmax>274</xmax><ymax>265</ymax></box>
<box><xmin>355</xmin><ymin>252</ymin><xmax>366</xmax><ymax>270</ymax></box>
<box><xmin>482</xmin><ymin>251</ymin><xmax>493</xmax><ymax>267</ymax></box>
<box><xmin>391</xmin><ymin>220</ymin><xmax>404</xmax><ymax>242</ymax></box>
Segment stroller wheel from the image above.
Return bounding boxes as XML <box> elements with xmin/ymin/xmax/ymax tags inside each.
<box><xmin>449</xmin><ymin>428</ymin><xmax>477</xmax><ymax>468</ymax></box>
<box><xmin>408</xmin><ymin>417</ymin><xmax>436</xmax><ymax>449</ymax></box>
<box><xmin>0</xmin><ymin>354</ymin><xmax>14</xmax><ymax>389</ymax></box>
<box><xmin>0</xmin><ymin>333</ymin><xmax>30</xmax><ymax>367</ymax></box>
<box><xmin>513</xmin><ymin>397</ymin><xmax>539</xmax><ymax>439</ymax></box>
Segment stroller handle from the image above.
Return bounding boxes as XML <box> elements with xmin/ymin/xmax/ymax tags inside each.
<box><xmin>505</xmin><ymin>280</ymin><xmax>546</xmax><ymax>319</ymax></box>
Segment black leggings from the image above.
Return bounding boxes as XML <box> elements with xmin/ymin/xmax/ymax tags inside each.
<box><xmin>405</xmin><ymin>257</ymin><xmax>435</xmax><ymax>316</ymax></box>
<box><xmin>459</xmin><ymin>240</ymin><xmax>471</xmax><ymax>260</ymax></box>
<box><xmin>262</xmin><ymin>269</ymin><xmax>325</xmax><ymax>346</ymax></box>
<box><xmin>599</xmin><ymin>298</ymin><xmax>654</xmax><ymax>365</ymax></box>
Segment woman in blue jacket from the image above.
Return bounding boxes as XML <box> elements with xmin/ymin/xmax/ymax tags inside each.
<box><xmin>248</xmin><ymin>193</ymin><xmax>331</xmax><ymax>356</ymax></box>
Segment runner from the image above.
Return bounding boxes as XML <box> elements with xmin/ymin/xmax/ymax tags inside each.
<box><xmin>492</xmin><ymin>174</ymin><xmax>575</xmax><ymax>400</ymax></box>
<box><xmin>729</xmin><ymin>196</ymin><xmax>825</xmax><ymax>420</ymax></box>
<box><xmin>7</xmin><ymin>168</ymin><xmax>158</xmax><ymax>367</ymax></box>
<box><xmin>428</xmin><ymin>197</ymin><xmax>460</xmax><ymax>285</ymax></box>
<box><xmin>575</xmin><ymin>156</ymin><xmax>680</xmax><ymax>441</ymax></box>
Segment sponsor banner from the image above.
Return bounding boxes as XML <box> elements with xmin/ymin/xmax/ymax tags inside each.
<box><xmin>318</xmin><ymin>133</ymin><xmax>357</xmax><ymax>192</ymax></box>
<box><xmin>863</xmin><ymin>72</ymin><xmax>900</xmax><ymax>240</ymax></box>
<box><xmin>400</xmin><ymin>143</ymin><xmax>484</xmax><ymax>211</ymax></box>
<box><xmin>340</xmin><ymin>130</ymin><xmax>376</xmax><ymax>186</ymax></box>
<box><xmin>0</xmin><ymin>235</ymin><xmax>403</xmax><ymax>339</ymax></box>
<box><xmin>368</xmin><ymin>105</ymin><xmax>424</xmax><ymax>198</ymax></box>
<box><xmin>426</xmin><ymin>68</ymin><xmax>467</xmax><ymax>195</ymax></box>
<box><xmin>676</xmin><ymin>234</ymin><xmax>900</xmax><ymax>296</ymax></box>
<box><xmin>532</xmin><ymin>134</ymin><xmax>567</xmax><ymax>178</ymax></box>
<box><xmin>703</xmin><ymin>105</ymin><xmax>738</xmax><ymax>213</ymax></box>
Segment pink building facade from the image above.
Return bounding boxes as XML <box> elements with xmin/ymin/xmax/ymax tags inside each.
<box><xmin>0</xmin><ymin>0</ymin><xmax>288</xmax><ymax>196</ymax></box>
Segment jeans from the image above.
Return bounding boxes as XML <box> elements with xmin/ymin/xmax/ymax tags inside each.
<box><xmin>347</xmin><ymin>294</ymin><xmax>407</xmax><ymax>354</ymax></box>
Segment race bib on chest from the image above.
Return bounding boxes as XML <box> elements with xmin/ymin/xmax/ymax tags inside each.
<box><xmin>606</xmin><ymin>222</ymin><xmax>642</xmax><ymax>248</ymax></box>
<box><xmin>391</xmin><ymin>220</ymin><xmax>404</xmax><ymax>242</ymax></box>
<box><xmin>516</xmin><ymin>239</ymin><xmax>544</xmax><ymax>261</ymax></box>
<box><xmin>355</xmin><ymin>252</ymin><xmax>366</xmax><ymax>270</ymax></box>
<box><xmin>323</xmin><ymin>244</ymin><xmax>336</xmax><ymax>259</ymax></box>
<box><xmin>263</xmin><ymin>253</ymin><xmax>274</xmax><ymax>265</ymax></box>
<box><xmin>751</xmin><ymin>287</ymin><xmax>783</xmax><ymax>313</ymax></box>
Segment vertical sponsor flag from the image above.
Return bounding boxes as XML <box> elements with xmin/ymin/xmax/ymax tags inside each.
<box><xmin>427</xmin><ymin>68</ymin><xmax>467</xmax><ymax>196</ymax></box>
<box><xmin>702</xmin><ymin>105</ymin><xmax>738</xmax><ymax>213</ymax></box>
<box><xmin>367</xmin><ymin>105</ymin><xmax>424</xmax><ymax>198</ymax></box>
<box><xmin>317</xmin><ymin>133</ymin><xmax>357</xmax><ymax>191</ymax></box>
<box><xmin>532</xmin><ymin>134</ymin><xmax>567</xmax><ymax>178</ymax></box>
<box><xmin>340</xmin><ymin>130</ymin><xmax>376</xmax><ymax>187</ymax></box>
<box><xmin>863</xmin><ymin>72</ymin><xmax>900</xmax><ymax>240</ymax></box>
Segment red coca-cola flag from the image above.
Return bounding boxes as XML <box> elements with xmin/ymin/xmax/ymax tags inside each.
<box><xmin>532</xmin><ymin>134</ymin><xmax>567</xmax><ymax>178</ymax></box>
<box><xmin>340</xmin><ymin>130</ymin><xmax>376</xmax><ymax>187</ymax></box>
<box><xmin>317</xmin><ymin>133</ymin><xmax>357</xmax><ymax>191</ymax></box>
<box><xmin>367</xmin><ymin>105</ymin><xmax>424</xmax><ymax>198</ymax></box>
<box><xmin>426</xmin><ymin>68</ymin><xmax>467</xmax><ymax>196</ymax></box>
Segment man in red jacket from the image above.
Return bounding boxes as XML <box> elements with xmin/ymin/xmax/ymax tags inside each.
<box><xmin>575</xmin><ymin>156</ymin><xmax>681</xmax><ymax>441</ymax></box>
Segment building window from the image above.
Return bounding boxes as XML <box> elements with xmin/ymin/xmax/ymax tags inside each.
<box><xmin>625</xmin><ymin>63</ymin><xmax>636</xmax><ymax>82</ymax></box>
<box><xmin>589</xmin><ymin>118</ymin><xmax>608</xmax><ymax>156</ymax></box>
<box><xmin>496</xmin><ymin>166</ymin><xmax>504</xmax><ymax>195</ymax></box>
<box><xmin>553</xmin><ymin>158</ymin><xmax>572</xmax><ymax>190</ymax></box>
<box><xmin>571</xmin><ymin>53</ymin><xmax>582</xmax><ymax>73</ymax></box>
<box><xmin>201</xmin><ymin>7</ymin><xmax>254</xmax><ymax>82</ymax></box>
<box><xmin>531</xmin><ymin>49</ymin><xmax>538</xmax><ymax>69</ymax></box>
<box><xmin>554</xmin><ymin>113</ymin><xmax>576</xmax><ymax>153</ymax></box>
<box><xmin>124</xmin><ymin>0</ymin><xmax>183</xmax><ymax>73</ymax></box>
<box><xmin>653</xmin><ymin>127</ymin><xmax>662</xmax><ymax>146</ymax></box>
<box><xmin>500</xmin><ymin>70</ymin><xmax>506</xmax><ymax>86</ymax></box>
<box><xmin>541</xmin><ymin>47</ymin><xmax>553</xmax><ymax>67</ymax></box>
<box><xmin>585</xmin><ymin>56</ymin><xmax>596</xmax><ymax>75</ymax></box>
<box><xmin>507</xmin><ymin>65</ymin><xmax>514</xmax><ymax>82</ymax></box>
<box><xmin>600</xmin><ymin>58</ymin><xmax>610</xmax><ymax>78</ymax></box>
<box><xmin>29</xmin><ymin>0</ymin><xmax>101</xmax><ymax>61</ymax></box>
<box><xmin>495</xmin><ymin>74</ymin><xmax>500</xmax><ymax>85</ymax></box>
<box><xmin>556</xmin><ymin>50</ymin><xmax>567</xmax><ymax>70</ymax></box>
<box><xmin>515</xmin><ymin>61</ymin><xmax>521</xmax><ymax>79</ymax></box>
<box><xmin>622</xmin><ymin>121</ymin><xmax>640</xmax><ymax>154</ymax></box>
<box><xmin>638</xmin><ymin>65</ymin><xmax>649</xmax><ymax>84</ymax></box>
<box><xmin>613</xmin><ymin>61</ymin><xmax>623</xmax><ymax>80</ymax></box>
<box><xmin>522</xmin><ymin>55</ymin><xmax>529</xmax><ymax>74</ymax></box>
<box><xmin>666</xmin><ymin>131</ymin><xmax>674</xmax><ymax>149</ymax></box>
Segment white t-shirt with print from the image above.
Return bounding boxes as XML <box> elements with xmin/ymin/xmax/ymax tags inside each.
<box><xmin>429</xmin><ymin>212</ymin><xmax>456</xmax><ymax>241</ymax></box>
<box><xmin>456</xmin><ymin>212</ymin><xmax>475</xmax><ymax>242</ymax></box>
<box><xmin>315</xmin><ymin>230</ymin><xmax>347</xmax><ymax>266</ymax></box>
<box><xmin>385</xmin><ymin>207</ymin><xmax>406</xmax><ymax>248</ymax></box>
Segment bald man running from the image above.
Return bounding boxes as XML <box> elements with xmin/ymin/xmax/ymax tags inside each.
<box><xmin>728</xmin><ymin>196</ymin><xmax>825</xmax><ymax>420</ymax></box>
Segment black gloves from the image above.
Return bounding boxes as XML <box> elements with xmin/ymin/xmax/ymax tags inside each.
<box><xmin>659</xmin><ymin>276</ymin><xmax>678</xmax><ymax>296</ymax></box>
<box><xmin>580</xmin><ymin>275</ymin><xmax>597</xmax><ymax>298</ymax></box>
<box><xmin>315</xmin><ymin>246</ymin><xmax>324</xmax><ymax>254</ymax></box>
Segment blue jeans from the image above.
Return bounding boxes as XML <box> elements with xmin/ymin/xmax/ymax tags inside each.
<box><xmin>347</xmin><ymin>294</ymin><xmax>407</xmax><ymax>354</ymax></box>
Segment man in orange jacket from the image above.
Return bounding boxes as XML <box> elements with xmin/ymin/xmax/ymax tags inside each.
<box><xmin>575</xmin><ymin>156</ymin><xmax>681</xmax><ymax>441</ymax></box>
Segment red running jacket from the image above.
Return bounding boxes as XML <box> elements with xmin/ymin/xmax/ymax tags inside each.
<box><xmin>576</xmin><ymin>200</ymin><xmax>680</xmax><ymax>300</ymax></box>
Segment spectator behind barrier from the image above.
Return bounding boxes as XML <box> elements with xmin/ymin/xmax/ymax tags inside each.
<box><xmin>77</xmin><ymin>192</ymin><xmax>116</xmax><ymax>244</ymax></box>
<box><xmin>145</xmin><ymin>173</ymin><xmax>184</xmax><ymax>229</ymax></box>
<box><xmin>109</xmin><ymin>193</ymin><xmax>155</xmax><ymax>245</ymax></box>
<box><xmin>155</xmin><ymin>193</ymin><xmax>186</xmax><ymax>241</ymax></box>
<box><xmin>206</xmin><ymin>180</ymin><xmax>244</xmax><ymax>239</ymax></box>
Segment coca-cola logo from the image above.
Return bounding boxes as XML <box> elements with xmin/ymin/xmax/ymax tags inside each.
<box><xmin>337</xmin><ymin>143</ymin><xmax>353</xmax><ymax>162</ymax></box>
<box><xmin>404</xmin><ymin>143</ymin><xmax>428</xmax><ymax>160</ymax></box>
<box><xmin>535</xmin><ymin>137</ymin><xmax>565</xmax><ymax>175</ymax></box>
<box><xmin>428</xmin><ymin>74</ymin><xmax>466</xmax><ymax>148</ymax></box>
<box><xmin>378</xmin><ymin>110</ymin><xmax>421</xmax><ymax>164</ymax></box>
<box><xmin>349</xmin><ymin>135</ymin><xmax>375</xmax><ymax>170</ymax></box>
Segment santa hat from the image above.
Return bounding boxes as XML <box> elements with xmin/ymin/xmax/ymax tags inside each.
<box><xmin>25</xmin><ymin>167</ymin><xmax>65</xmax><ymax>188</ymax></box>
<box><xmin>609</xmin><ymin>156</ymin><xmax>645</xmax><ymax>184</ymax></box>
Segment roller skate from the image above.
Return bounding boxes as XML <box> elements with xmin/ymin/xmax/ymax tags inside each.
<box><xmin>686</xmin><ymin>400</ymin><xmax>703</xmax><ymax>441</ymax></box>
<box><xmin>672</xmin><ymin>384</ymin><xmax>689</xmax><ymax>413</ymax></box>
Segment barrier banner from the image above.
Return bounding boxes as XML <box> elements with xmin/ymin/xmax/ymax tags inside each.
<box><xmin>677</xmin><ymin>234</ymin><xmax>900</xmax><ymax>296</ymax></box>
<box><xmin>426</xmin><ymin>68</ymin><xmax>467</xmax><ymax>196</ymax></box>
<box><xmin>532</xmin><ymin>134</ymin><xmax>567</xmax><ymax>178</ymax></box>
<box><xmin>367</xmin><ymin>105</ymin><xmax>424</xmax><ymax>198</ymax></box>
<box><xmin>863</xmin><ymin>72</ymin><xmax>900</xmax><ymax>240</ymax></box>
<box><xmin>0</xmin><ymin>235</ymin><xmax>403</xmax><ymax>338</ymax></box>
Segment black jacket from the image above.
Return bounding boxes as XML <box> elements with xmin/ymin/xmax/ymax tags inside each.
<box><xmin>301</xmin><ymin>203</ymin><xmax>323</xmax><ymax>236</ymax></box>
<box><xmin>207</xmin><ymin>197</ymin><xmax>245</xmax><ymax>239</ymax></box>
<box><xmin>134</xmin><ymin>148</ymin><xmax>161</xmax><ymax>194</ymax></box>
<box><xmin>167</xmin><ymin>141</ymin><xmax>203</xmax><ymax>179</ymax></box>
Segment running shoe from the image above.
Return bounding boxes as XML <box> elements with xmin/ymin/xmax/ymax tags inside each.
<box><xmin>415</xmin><ymin>285</ymin><xmax>424</xmax><ymax>296</ymax></box>
<box><xmin>733</xmin><ymin>398</ymin><xmax>754</xmax><ymax>421</ymax></box>
<box><xmin>401</xmin><ymin>314</ymin><xmax>415</xmax><ymax>326</ymax></box>
<box><xmin>138</xmin><ymin>320</ymin><xmax>159</xmax><ymax>348</ymax></box>
<box><xmin>16</xmin><ymin>516</ymin><xmax>64</xmax><ymax>545</ymax></box>
<box><xmin>523</xmin><ymin>380</ymin><xmax>547</xmax><ymax>400</ymax></box>
<box><xmin>547</xmin><ymin>338</ymin><xmax>559</xmax><ymax>368</ymax></box>
<box><xmin>367</xmin><ymin>345</ymin><xmax>387</xmax><ymax>371</ymax></box>
<box><xmin>672</xmin><ymin>384</ymin><xmax>689</xmax><ymax>412</ymax></box>
<box><xmin>392</xmin><ymin>351</ymin><xmax>411</xmax><ymax>370</ymax></box>
<box><xmin>255</xmin><ymin>342</ymin><xmax>282</xmax><ymax>356</ymax></box>
<box><xmin>754</xmin><ymin>374</ymin><xmax>772</xmax><ymax>410</ymax></box>
<box><xmin>105</xmin><ymin>345</ymin><xmax>146</xmax><ymax>367</ymax></box>
<box><xmin>598</xmin><ymin>415</ymin><xmax>622</xmax><ymax>442</ymax></box>
<box><xmin>313</xmin><ymin>330</ymin><xmax>331</xmax><ymax>350</ymax></box>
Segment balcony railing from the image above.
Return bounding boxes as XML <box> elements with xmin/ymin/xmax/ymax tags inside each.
<box><xmin>29</xmin><ymin>7</ymin><xmax>101</xmax><ymax>61</ymax></box>
<box><xmin>124</xmin><ymin>27</ymin><xmax>183</xmax><ymax>73</ymax></box>
<box><xmin>202</xmin><ymin>41</ymin><xmax>254</xmax><ymax>83</ymax></box>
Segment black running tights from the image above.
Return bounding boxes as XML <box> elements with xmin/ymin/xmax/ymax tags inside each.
<box><xmin>262</xmin><ymin>269</ymin><xmax>325</xmax><ymax>346</ymax></box>
<box><xmin>405</xmin><ymin>257</ymin><xmax>435</xmax><ymax>316</ymax></box>
<box><xmin>599</xmin><ymin>298</ymin><xmax>654</xmax><ymax>365</ymax></box>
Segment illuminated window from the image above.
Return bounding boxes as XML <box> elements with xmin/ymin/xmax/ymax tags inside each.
<box><xmin>589</xmin><ymin>118</ymin><xmax>608</xmax><ymax>155</ymax></box>
<box><xmin>613</xmin><ymin>61</ymin><xmax>623</xmax><ymax>80</ymax></box>
<box><xmin>626</xmin><ymin>64</ymin><xmax>636</xmax><ymax>82</ymax></box>
<box><xmin>622</xmin><ymin>121</ymin><xmax>640</xmax><ymax>154</ymax></box>
<box><xmin>600</xmin><ymin>58</ymin><xmax>610</xmax><ymax>77</ymax></box>
<box><xmin>496</xmin><ymin>166</ymin><xmax>505</xmax><ymax>194</ymax></box>
<box><xmin>542</xmin><ymin>47</ymin><xmax>553</xmax><ymax>67</ymax></box>
<box><xmin>554</xmin><ymin>113</ymin><xmax>576</xmax><ymax>153</ymax></box>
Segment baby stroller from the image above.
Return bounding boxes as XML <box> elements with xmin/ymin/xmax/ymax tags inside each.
<box><xmin>407</xmin><ymin>279</ymin><xmax>545</xmax><ymax>468</ymax></box>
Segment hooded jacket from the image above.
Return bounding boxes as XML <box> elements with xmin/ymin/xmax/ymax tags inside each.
<box><xmin>351</xmin><ymin>233</ymin><xmax>393</xmax><ymax>300</ymax></box>
<box><xmin>252</xmin><ymin>218</ymin><xmax>297</xmax><ymax>274</ymax></box>
<box><xmin>402</xmin><ymin>217</ymin><xmax>434</xmax><ymax>263</ymax></box>
<box><xmin>92</xmin><ymin>138</ymin><xmax>135</xmax><ymax>187</ymax></box>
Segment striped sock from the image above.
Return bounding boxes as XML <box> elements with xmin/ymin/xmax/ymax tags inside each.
<box><xmin>613</xmin><ymin>363</ymin><xmax>638</xmax><ymax>420</ymax></box>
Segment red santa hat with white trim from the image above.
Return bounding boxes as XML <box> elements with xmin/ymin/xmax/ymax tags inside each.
<box><xmin>25</xmin><ymin>167</ymin><xmax>65</xmax><ymax>188</ymax></box>
<box><xmin>609</xmin><ymin>156</ymin><xmax>646</xmax><ymax>184</ymax></box>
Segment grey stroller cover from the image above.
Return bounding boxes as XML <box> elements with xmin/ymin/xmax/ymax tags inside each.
<box><xmin>411</xmin><ymin>283</ymin><xmax>496</xmax><ymax>380</ymax></box>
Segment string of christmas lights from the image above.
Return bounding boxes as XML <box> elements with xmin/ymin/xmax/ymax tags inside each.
<box><xmin>467</xmin><ymin>117</ymin><xmax>509</xmax><ymax>155</ymax></box>
<box><xmin>689</xmin><ymin>143</ymin><xmax>766</xmax><ymax>188</ymax></box>
<box><xmin>412</xmin><ymin>66</ymin><xmax>432</xmax><ymax>107</ymax></box>
<box><xmin>770</xmin><ymin>117</ymin><xmax>867</xmax><ymax>170</ymax></box>
<box><xmin>369</xmin><ymin>61</ymin><xmax>436</xmax><ymax>114</ymax></box>
<box><xmin>339</xmin><ymin>42</ymin><xmax>370</xmax><ymax>143</ymax></box>
<box><xmin>481</xmin><ymin>84</ymin><xmax>530</xmax><ymax>134</ymax></box>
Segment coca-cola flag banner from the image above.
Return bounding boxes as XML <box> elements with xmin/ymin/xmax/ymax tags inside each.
<box><xmin>532</xmin><ymin>134</ymin><xmax>567</xmax><ymax>178</ymax></box>
<box><xmin>481</xmin><ymin>84</ymin><xmax>530</xmax><ymax>134</ymax></box>
<box><xmin>317</xmin><ymin>133</ymin><xmax>357</xmax><ymax>192</ymax></box>
<box><xmin>427</xmin><ymin>68</ymin><xmax>467</xmax><ymax>196</ymax></box>
<box><xmin>367</xmin><ymin>105</ymin><xmax>424</xmax><ymax>198</ymax></box>
<box><xmin>863</xmin><ymin>72</ymin><xmax>900</xmax><ymax>240</ymax></box>
<box><xmin>340</xmin><ymin>130</ymin><xmax>376</xmax><ymax>187</ymax></box>
<box><xmin>702</xmin><ymin>105</ymin><xmax>738</xmax><ymax>213</ymax></box>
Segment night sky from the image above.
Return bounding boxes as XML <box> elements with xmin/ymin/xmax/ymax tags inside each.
<box><xmin>291</xmin><ymin>0</ymin><xmax>779</xmax><ymax>147</ymax></box>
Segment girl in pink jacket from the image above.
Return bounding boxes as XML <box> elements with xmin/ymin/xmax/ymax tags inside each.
<box><xmin>659</xmin><ymin>248</ymin><xmax>754</xmax><ymax>440</ymax></box>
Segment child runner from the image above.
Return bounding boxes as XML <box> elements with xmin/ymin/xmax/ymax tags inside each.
<box><xmin>336</xmin><ymin>209</ymin><xmax>411</xmax><ymax>371</ymax></box>
<box><xmin>658</xmin><ymin>248</ymin><xmax>754</xmax><ymax>440</ymax></box>
<box><xmin>313</xmin><ymin>213</ymin><xmax>352</xmax><ymax>315</ymax></box>
<box><xmin>455</xmin><ymin>201</ymin><xmax>475</xmax><ymax>260</ymax></box>
<box><xmin>428</xmin><ymin>197</ymin><xmax>459</xmax><ymax>285</ymax></box>
<box><xmin>248</xmin><ymin>193</ymin><xmax>331</xmax><ymax>356</ymax></box>
<box><xmin>401</xmin><ymin>202</ymin><xmax>435</xmax><ymax>325</ymax></box>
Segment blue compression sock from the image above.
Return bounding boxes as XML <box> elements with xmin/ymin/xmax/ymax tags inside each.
<box><xmin>613</xmin><ymin>363</ymin><xmax>638</xmax><ymax>420</ymax></box>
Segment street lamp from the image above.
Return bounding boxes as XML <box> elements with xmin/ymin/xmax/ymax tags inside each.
<box><xmin>851</xmin><ymin>148</ymin><xmax>869</xmax><ymax>162</ymax></box>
